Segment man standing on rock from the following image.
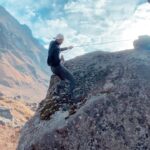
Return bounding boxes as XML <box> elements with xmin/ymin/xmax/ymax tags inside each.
<box><xmin>47</xmin><ymin>34</ymin><xmax>75</xmax><ymax>101</ymax></box>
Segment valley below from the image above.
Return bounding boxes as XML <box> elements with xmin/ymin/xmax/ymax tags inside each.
<box><xmin>0</xmin><ymin>98</ymin><xmax>35</xmax><ymax>150</ymax></box>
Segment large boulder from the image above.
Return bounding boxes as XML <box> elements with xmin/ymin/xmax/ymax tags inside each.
<box><xmin>133</xmin><ymin>35</ymin><xmax>150</xmax><ymax>50</ymax></box>
<box><xmin>17</xmin><ymin>50</ymin><xmax>150</xmax><ymax>150</ymax></box>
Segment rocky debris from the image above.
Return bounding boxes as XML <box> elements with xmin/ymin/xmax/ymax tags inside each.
<box><xmin>0</xmin><ymin>107</ymin><xmax>13</xmax><ymax>120</ymax></box>
<box><xmin>133</xmin><ymin>35</ymin><xmax>150</xmax><ymax>50</ymax></box>
<box><xmin>0</xmin><ymin>117</ymin><xmax>12</xmax><ymax>125</ymax></box>
<box><xmin>14</xmin><ymin>95</ymin><xmax>22</xmax><ymax>100</ymax></box>
<box><xmin>18</xmin><ymin>49</ymin><xmax>150</xmax><ymax>150</ymax></box>
<box><xmin>0</xmin><ymin>92</ymin><xmax>4</xmax><ymax>100</ymax></box>
<box><xmin>0</xmin><ymin>99</ymin><xmax>34</xmax><ymax>150</ymax></box>
<box><xmin>26</xmin><ymin>102</ymin><xmax>38</xmax><ymax>112</ymax></box>
<box><xmin>0</xmin><ymin>99</ymin><xmax>34</xmax><ymax>128</ymax></box>
<box><xmin>0</xmin><ymin>107</ymin><xmax>13</xmax><ymax>125</ymax></box>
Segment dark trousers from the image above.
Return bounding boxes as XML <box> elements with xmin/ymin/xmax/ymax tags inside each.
<box><xmin>51</xmin><ymin>64</ymin><xmax>75</xmax><ymax>97</ymax></box>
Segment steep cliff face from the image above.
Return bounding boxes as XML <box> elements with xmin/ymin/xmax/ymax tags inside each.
<box><xmin>0</xmin><ymin>6</ymin><xmax>49</xmax><ymax>102</ymax></box>
<box><xmin>17</xmin><ymin>49</ymin><xmax>150</xmax><ymax>150</ymax></box>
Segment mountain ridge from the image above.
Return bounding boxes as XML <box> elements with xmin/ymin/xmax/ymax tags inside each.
<box><xmin>0</xmin><ymin>6</ymin><xmax>49</xmax><ymax>102</ymax></box>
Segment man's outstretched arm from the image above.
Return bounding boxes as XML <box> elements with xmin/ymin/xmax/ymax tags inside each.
<box><xmin>60</xmin><ymin>46</ymin><xmax>74</xmax><ymax>51</ymax></box>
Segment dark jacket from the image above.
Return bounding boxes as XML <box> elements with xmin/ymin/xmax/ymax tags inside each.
<box><xmin>47</xmin><ymin>40</ymin><xmax>68</xmax><ymax>67</ymax></box>
<box><xmin>47</xmin><ymin>40</ymin><xmax>61</xmax><ymax>67</ymax></box>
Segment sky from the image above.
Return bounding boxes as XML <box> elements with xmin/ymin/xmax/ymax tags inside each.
<box><xmin>0</xmin><ymin>0</ymin><xmax>150</xmax><ymax>59</ymax></box>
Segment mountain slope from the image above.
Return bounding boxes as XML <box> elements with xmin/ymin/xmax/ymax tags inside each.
<box><xmin>17</xmin><ymin>45</ymin><xmax>150</xmax><ymax>150</ymax></box>
<box><xmin>0</xmin><ymin>6</ymin><xmax>49</xmax><ymax>102</ymax></box>
<box><xmin>0</xmin><ymin>99</ymin><xmax>34</xmax><ymax>150</ymax></box>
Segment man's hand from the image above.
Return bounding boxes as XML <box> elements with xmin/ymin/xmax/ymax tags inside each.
<box><xmin>68</xmin><ymin>46</ymin><xmax>74</xmax><ymax>49</ymax></box>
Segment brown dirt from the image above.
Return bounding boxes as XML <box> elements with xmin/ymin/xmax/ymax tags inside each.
<box><xmin>0</xmin><ymin>125</ymin><xmax>20</xmax><ymax>150</ymax></box>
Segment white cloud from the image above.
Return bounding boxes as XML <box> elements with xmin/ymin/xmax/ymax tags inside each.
<box><xmin>121</xmin><ymin>3</ymin><xmax>150</xmax><ymax>49</ymax></box>
<box><xmin>62</xmin><ymin>0</ymin><xmax>149</xmax><ymax>52</ymax></box>
<box><xmin>1</xmin><ymin>0</ymin><xmax>150</xmax><ymax>58</ymax></box>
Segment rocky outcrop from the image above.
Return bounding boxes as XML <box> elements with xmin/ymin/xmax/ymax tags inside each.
<box><xmin>133</xmin><ymin>35</ymin><xmax>150</xmax><ymax>50</ymax></box>
<box><xmin>17</xmin><ymin>49</ymin><xmax>150</xmax><ymax>150</ymax></box>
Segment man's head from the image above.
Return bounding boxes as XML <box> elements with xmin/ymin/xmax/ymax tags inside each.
<box><xmin>55</xmin><ymin>34</ymin><xmax>64</xmax><ymax>45</ymax></box>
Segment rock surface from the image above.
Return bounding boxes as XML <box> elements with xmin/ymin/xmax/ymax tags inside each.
<box><xmin>0</xmin><ymin>107</ymin><xmax>13</xmax><ymax>120</ymax></box>
<box><xmin>0</xmin><ymin>106</ymin><xmax>13</xmax><ymax>125</ymax></box>
<box><xmin>133</xmin><ymin>35</ymin><xmax>150</xmax><ymax>50</ymax></box>
<box><xmin>18</xmin><ymin>49</ymin><xmax>150</xmax><ymax>150</ymax></box>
